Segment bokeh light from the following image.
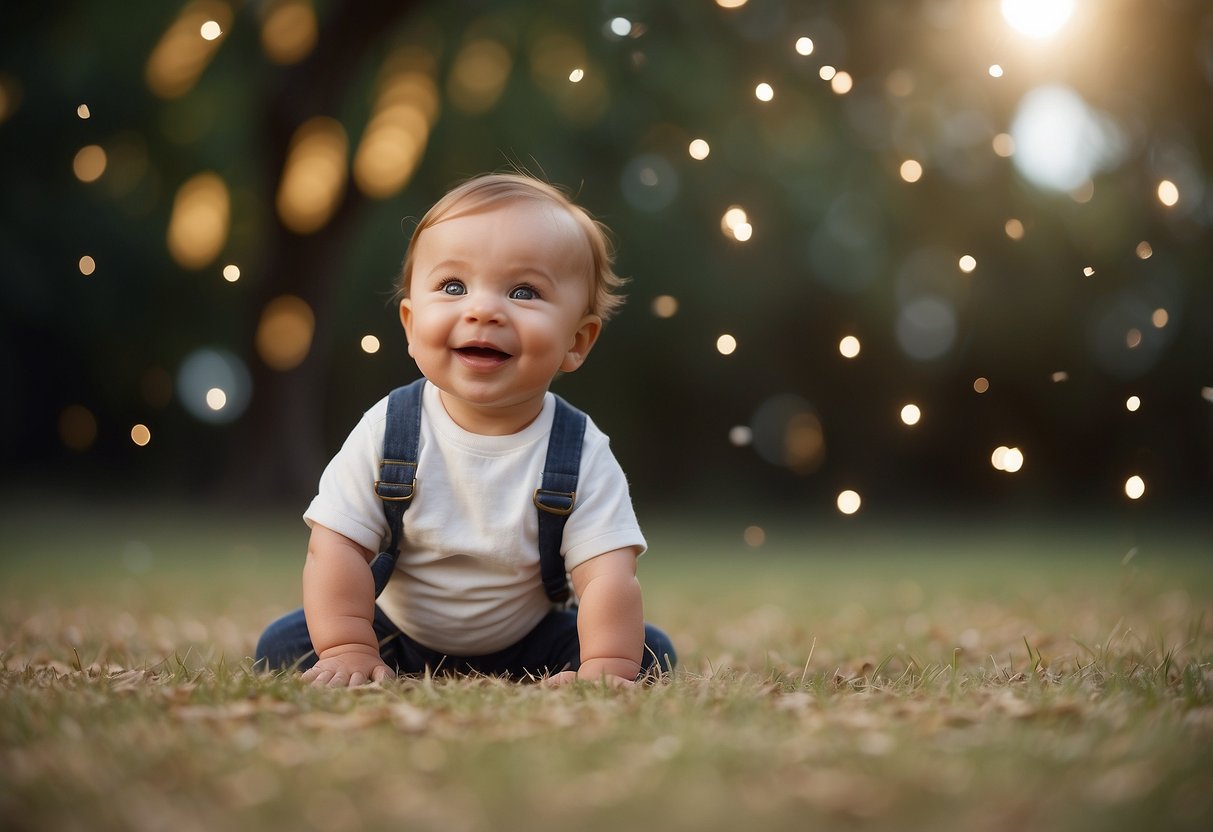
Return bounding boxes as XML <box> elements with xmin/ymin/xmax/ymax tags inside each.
<box><xmin>716</xmin><ymin>334</ymin><xmax>737</xmax><ymax>356</ymax></box>
<box><xmin>992</xmin><ymin>133</ymin><xmax>1015</xmax><ymax>157</ymax></box>
<box><xmin>652</xmin><ymin>295</ymin><xmax>679</xmax><ymax>318</ymax></box>
<box><xmin>1124</xmin><ymin>475</ymin><xmax>1145</xmax><ymax>500</ymax></box>
<box><xmin>256</xmin><ymin>295</ymin><xmax>315</xmax><ymax>371</ymax></box>
<box><xmin>839</xmin><ymin>335</ymin><xmax>861</xmax><ymax>359</ymax></box>
<box><xmin>59</xmin><ymin>405</ymin><xmax>97</xmax><ymax>451</ymax></box>
<box><xmin>76</xmin><ymin>104</ymin><xmax>90</xmax><ymax>119</ymax></box>
<box><xmin>743</xmin><ymin>525</ymin><xmax>766</xmax><ymax>547</ymax></box>
<box><xmin>1052</xmin><ymin>371</ymin><xmax>1069</xmax><ymax>383</ymax></box>
<box><xmin>728</xmin><ymin>426</ymin><xmax>752</xmax><ymax>447</ymax></box>
<box><xmin>206</xmin><ymin>388</ymin><xmax>227</xmax><ymax>411</ymax></box>
<box><xmin>830</xmin><ymin>72</ymin><xmax>853</xmax><ymax>95</ymax></box>
<box><xmin>1125</xmin><ymin>395</ymin><xmax>1141</xmax><ymax>412</ymax></box>
<box><xmin>621</xmin><ymin>154</ymin><xmax>679</xmax><ymax>212</ymax></box>
<box><xmin>167</xmin><ymin>172</ymin><xmax>230</xmax><ymax>269</ymax></box>
<box><xmin>1010</xmin><ymin>85</ymin><xmax>1124</xmax><ymax>192</ymax></box>
<box><xmin>973</xmin><ymin>377</ymin><xmax>990</xmax><ymax>394</ymax></box>
<box><xmin>1004</xmin><ymin>218</ymin><xmax>1025</xmax><ymax>240</ymax></box>
<box><xmin>958</xmin><ymin>255</ymin><xmax>977</xmax><ymax>274</ymax></box>
<box><xmin>896</xmin><ymin>296</ymin><xmax>957</xmax><ymax>361</ymax></box>
<box><xmin>688</xmin><ymin>139</ymin><xmax>710</xmax><ymax>160</ymax></box>
<box><xmin>1083</xmin><ymin>266</ymin><xmax>1095</xmax><ymax>277</ymax></box>
<box><xmin>899</xmin><ymin>159</ymin><xmax>923</xmax><ymax>183</ymax></box>
<box><xmin>1152</xmin><ymin>308</ymin><xmax>1168</xmax><ymax>328</ymax></box>
<box><xmin>278</xmin><ymin>117</ymin><xmax>348</xmax><ymax>233</ymax></box>
<box><xmin>176</xmin><ymin>348</ymin><xmax>251</xmax><ymax>424</ymax></box>
<box><xmin>836</xmin><ymin>490</ymin><xmax>861</xmax><ymax>515</ymax></box>
<box><xmin>1156</xmin><ymin>180</ymin><xmax>1179</xmax><ymax>207</ymax></box>
<box><xmin>1000</xmin><ymin>0</ymin><xmax>1074</xmax><ymax>39</ymax></box>
<box><xmin>361</xmin><ymin>335</ymin><xmax>381</xmax><ymax>354</ymax></box>
<box><xmin>900</xmin><ymin>404</ymin><xmax>921</xmax><ymax>426</ymax></box>
<box><xmin>73</xmin><ymin>145</ymin><xmax>107</xmax><ymax>182</ymax></box>
<box><xmin>130</xmin><ymin>424</ymin><xmax>152</xmax><ymax>446</ymax></box>
<box><xmin>146</xmin><ymin>1</ymin><xmax>231</xmax><ymax>98</ymax></box>
<box><xmin>448</xmin><ymin>38</ymin><xmax>511</xmax><ymax>115</ymax></box>
<box><xmin>988</xmin><ymin>64</ymin><xmax>1004</xmax><ymax>78</ymax></box>
<box><xmin>795</xmin><ymin>37</ymin><xmax>814</xmax><ymax>56</ymax></box>
<box><xmin>78</xmin><ymin>255</ymin><xmax>96</xmax><ymax>276</ymax></box>
<box><xmin>1135</xmin><ymin>241</ymin><xmax>1153</xmax><ymax>260</ymax></box>
<box><xmin>568</xmin><ymin>68</ymin><xmax>584</xmax><ymax>83</ymax></box>
<box><xmin>200</xmin><ymin>20</ymin><xmax>222</xmax><ymax>40</ymax></box>
<box><xmin>222</xmin><ymin>264</ymin><xmax>240</xmax><ymax>282</ymax></box>
<box><xmin>819</xmin><ymin>66</ymin><xmax>836</xmax><ymax>81</ymax></box>
<box><xmin>755</xmin><ymin>82</ymin><xmax>774</xmax><ymax>102</ymax></box>
<box><xmin>259</xmin><ymin>0</ymin><xmax>318</xmax><ymax>65</ymax></box>
<box><xmin>750</xmin><ymin>395</ymin><xmax>825</xmax><ymax>474</ymax></box>
<box><xmin>991</xmin><ymin>446</ymin><xmax>1025</xmax><ymax>473</ymax></box>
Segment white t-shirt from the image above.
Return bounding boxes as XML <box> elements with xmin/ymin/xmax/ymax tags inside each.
<box><xmin>304</xmin><ymin>381</ymin><xmax>646</xmax><ymax>655</ymax></box>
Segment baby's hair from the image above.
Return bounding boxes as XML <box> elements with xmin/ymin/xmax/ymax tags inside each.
<box><xmin>396</xmin><ymin>172</ymin><xmax>627</xmax><ymax>321</ymax></box>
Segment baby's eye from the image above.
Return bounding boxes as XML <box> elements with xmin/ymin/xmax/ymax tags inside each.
<box><xmin>440</xmin><ymin>280</ymin><xmax>466</xmax><ymax>296</ymax></box>
<box><xmin>508</xmin><ymin>285</ymin><xmax>538</xmax><ymax>301</ymax></box>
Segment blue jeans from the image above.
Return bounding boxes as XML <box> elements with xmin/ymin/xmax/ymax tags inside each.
<box><xmin>255</xmin><ymin>605</ymin><xmax>677</xmax><ymax>680</ymax></box>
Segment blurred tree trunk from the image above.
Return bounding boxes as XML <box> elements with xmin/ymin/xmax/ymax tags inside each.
<box><xmin>223</xmin><ymin>0</ymin><xmax>419</xmax><ymax>505</ymax></box>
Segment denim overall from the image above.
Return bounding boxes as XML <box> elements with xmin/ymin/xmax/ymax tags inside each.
<box><xmin>255</xmin><ymin>379</ymin><xmax>676</xmax><ymax>678</ymax></box>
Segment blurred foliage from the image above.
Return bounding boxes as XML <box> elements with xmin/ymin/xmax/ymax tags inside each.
<box><xmin>1</xmin><ymin>0</ymin><xmax>1211</xmax><ymax>513</ymax></box>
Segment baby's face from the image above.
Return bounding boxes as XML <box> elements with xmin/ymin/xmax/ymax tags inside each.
<box><xmin>399</xmin><ymin>200</ymin><xmax>601</xmax><ymax>433</ymax></box>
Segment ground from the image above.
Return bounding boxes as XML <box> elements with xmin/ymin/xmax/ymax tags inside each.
<box><xmin>1</xmin><ymin>503</ymin><xmax>1210</xmax><ymax>832</ymax></box>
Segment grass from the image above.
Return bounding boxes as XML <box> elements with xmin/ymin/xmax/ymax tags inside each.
<box><xmin>1</xmin><ymin>503</ymin><xmax>1211</xmax><ymax>831</ymax></box>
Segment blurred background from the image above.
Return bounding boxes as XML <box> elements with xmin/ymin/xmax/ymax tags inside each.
<box><xmin>2</xmin><ymin>0</ymin><xmax>1211</xmax><ymax>530</ymax></box>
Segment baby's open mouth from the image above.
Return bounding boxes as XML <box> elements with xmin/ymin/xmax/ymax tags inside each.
<box><xmin>455</xmin><ymin>346</ymin><xmax>511</xmax><ymax>361</ymax></box>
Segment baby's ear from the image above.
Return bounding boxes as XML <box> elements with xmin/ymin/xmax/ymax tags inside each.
<box><xmin>398</xmin><ymin>299</ymin><xmax>415</xmax><ymax>357</ymax></box>
<box><xmin>561</xmin><ymin>314</ymin><xmax>602</xmax><ymax>373</ymax></box>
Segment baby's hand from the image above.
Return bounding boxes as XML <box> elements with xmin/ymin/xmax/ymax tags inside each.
<box><xmin>301</xmin><ymin>647</ymin><xmax>394</xmax><ymax>688</ymax></box>
<box><xmin>543</xmin><ymin>669</ymin><xmax>636</xmax><ymax>689</ymax></box>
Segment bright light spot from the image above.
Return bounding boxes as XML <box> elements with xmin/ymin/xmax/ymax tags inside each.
<box><xmin>795</xmin><ymin>37</ymin><xmax>814</xmax><ymax>56</ymax></box>
<box><xmin>609</xmin><ymin>17</ymin><xmax>632</xmax><ymax>37</ymax></box>
<box><xmin>958</xmin><ymin>255</ymin><xmax>977</xmax><ymax>274</ymax></box>
<box><xmin>839</xmin><ymin>335</ymin><xmax>861</xmax><ymax>359</ymax></box>
<box><xmin>1157</xmin><ymin>179</ymin><xmax>1179</xmax><ymax>207</ymax></box>
<box><xmin>206</xmin><ymin>388</ymin><xmax>228</xmax><ymax>410</ymax></box>
<box><xmin>1126</xmin><ymin>328</ymin><xmax>1143</xmax><ymax>349</ymax></box>
<box><xmin>277</xmin><ymin>117</ymin><xmax>348</xmax><ymax>234</ymax></box>
<box><xmin>716</xmin><ymin>334</ymin><xmax>738</xmax><ymax>355</ymax></box>
<box><xmin>1152</xmin><ymin>308</ymin><xmax>1168</xmax><ymax>328</ymax></box>
<box><xmin>688</xmin><ymin>138</ymin><xmax>710</xmax><ymax>160</ymax></box>
<box><xmin>1124</xmin><ymin>475</ymin><xmax>1145</xmax><ymax>500</ymax></box>
<box><xmin>900</xmin><ymin>404</ymin><xmax>921</xmax><ymax>426</ymax></box>
<box><xmin>899</xmin><ymin>159</ymin><xmax>923</xmax><ymax>183</ymax></box>
<box><xmin>755</xmin><ymin>82</ymin><xmax>774</xmax><ymax>102</ymax></box>
<box><xmin>1082</xmin><ymin>266</ymin><xmax>1095</xmax><ymax>277</ymax></box>
<box><xmin>79</xmin><ymin>255</ymin><xmax>96</xmax><ymax>276</ymax></box>
<box><xmin>732</xmin><ymin>222</ymin><xmax>753</xmax><ymax>242</ymax></box>
<box><xmin>830</xmin><ymin>71</ymin><xmax>853</xmax><ymax>95</ymax></box>
<box><xmin>200</xmin><ymin>20</ymin><xmax>223</xmax><ymax>41</ymax></box>
<box><xmin>1202</xmin><ymin>387</ymin><xmax>1213</xmax><ymax>403</ymax></box>
<box><xmin>222</xmin><ymin>264</ymin><xmax>240</xmax><ymax>282</ymax></box>
<box><xmin>743</xmin><ymin>525</ymin><xmax>766</xmax><ymax>547</ymax></box>
<box><xmin>989</xmin><ymin>64</ymin><xmax>1004</xmax><ymax>78</ymax></box>
<box><xmin>73</xmin><ymin>145</ymin><xmax>107</xmax><ymax>182</ymax></box>
<box><xmin>1052</xmin><ymin>371</ymin><xmax>1069</xmax><ymax>383</ymax></box>
<box><xmin>721</xmin><ymin>206</ymin><xmax>748</xmax><ymax>234</ymax></box>
<box><xmin>836</xmin><ymin>490</ymin><xmax>862</xmax><ymax>515</ymax></box>
<box><xmin>715</xmin><ymin>0</ymin><xmax>748</xmax><ymax>8</ymax></box>
<box><xmin>130</xmin><ymin>424</ymin><xmax>151</xmax><ymax>447</ymax></box>
<box><xmin>77</xmin><ymin>104</ymin><xmax>91</xmax><ymax>119</ymax></box>
<box><xmin>361</xmin><ymin>335</ymin><xmax>381</xmax><ymax>354</ymax></box>
<box><xmin>260</xmin><ymin>0</ymin><xmax>319</xmax><ymax>65</ymax></box>
<box><xmin>1135</xmin><ymin>241</ymin><xmax>1153</xmax><ymax>259</ymax></box>
<box><xmin>1005</xmin><ymin>218</ymin><xmax>1025</xmax><ymax>240</ymax></box>
<box><xmin>992</xmin><ymin>133</ymin><xmax>1015</xmax><ymax>157</ymax></box>
<box><xmin>652</xmin><ymin>295</ymin><xmax>679</xmax><ymax>318</ymax></box>
<box><xmin>1010</xmin><ymin>85</ymin><xmax>1125</xmax><ymax>193</ymax></box>
<box><xmin>1125</xmin><ymin>395</ymin><xmax>1141</xmax><ymax>412</ymax></box>
<box><xmin>177</xmin><ymin>348</ymin><xmax>251</xmax><ymax>424</ymax></box>
<box><xmin>1000</xmin><ymin>0</ymin><xmax>1074</xmax><ymax>39</ymax></box>
<box><xmin>973</xmin><ymin>377</ymin><xmax>990</xmax><ymax>393</ymax></box>
<box><xmin>992</xmin><ymin>446</ymin><xmax>1024</xmax><ymax>473</ymax></box>
<box><xmin>729</xmin><ymin>426</ymin><xmax>752</xmax><ymax>446</ymax></box>
<box><xmin>568</xmin><ymin>68</ymin><xmax>584</xmax><ymax>83</ymax></box>
<box><xmin>819</xmin><ymin>65</ymin><xmax>836</xmax><ymax>81</ymax></box>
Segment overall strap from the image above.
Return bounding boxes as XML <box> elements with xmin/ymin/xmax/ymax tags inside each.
<box><xmin>533</xmin><ymin>395</ymin><xmax>587</xmax><ymax>606</ymax></box>
<box><xmin>369</xmin><ymin>378</ymin><xmax>424</xmax><ymax>597</ymax></box>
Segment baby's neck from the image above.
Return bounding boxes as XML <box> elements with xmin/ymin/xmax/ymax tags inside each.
<box><xmin>437</xmin><ymin>390</ymin><xmax>546</xmax><ymax>436</ymax></box>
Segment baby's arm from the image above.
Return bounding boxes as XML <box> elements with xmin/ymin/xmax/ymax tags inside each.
<box><xmin>563</xmin><ymin>548</ymin><xmax>644</xmax><ymax>685</ymax></box>
<box><xmin>299</xmin><ymin>524</ymin><xmax>394</xmax><ymax>687</ymax></box>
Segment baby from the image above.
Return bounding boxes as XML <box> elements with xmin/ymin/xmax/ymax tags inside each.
<box><xmin>255</xmin><ymin>173</ymin><xmax>676</xmax><ymax>687</ymax></box>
